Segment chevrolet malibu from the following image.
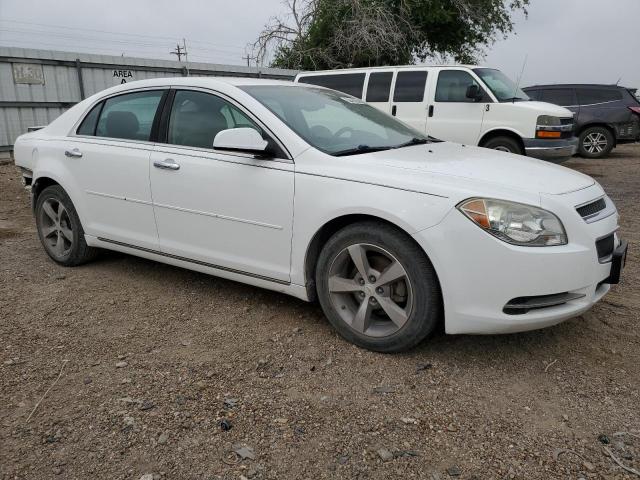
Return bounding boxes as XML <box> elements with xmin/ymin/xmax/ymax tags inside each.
<box><xmin>13</xmin><ymin>78</ymin><xmax>627</xmax><ymax>352</ymax></box>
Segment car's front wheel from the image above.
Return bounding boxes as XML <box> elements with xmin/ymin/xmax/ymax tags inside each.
<box><xmin>315</xmin><ymin>222</ymin><xmax>442</xmax><ymax>353</ymax></box>
<box><xmin>578</xmin><ymin>126</ymin><xmax>614</xmax><ymax>158</ymax></box>
<box><xmin>35</xmin><ymin>185</ymin><xmax>97</xmax><ymax>266</ymax></box>
<box><xmin>481</xmin><ymin>136</ymin><xmax>524</xmax><ymax>155</ymax></box>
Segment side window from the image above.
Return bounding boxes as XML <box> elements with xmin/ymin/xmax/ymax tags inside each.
<box><xmin>76</xmin><ymin>102</ymin><xmax>103</xmax><ymax>136</ymax></box>
<box><xmin>167</xmin><ymin>90</ymin><xmax>261</xmax><ymax>149</ymax></box>
<box><xmin>298</xmin><ymin>73</ymin><xmax>366</xmax><ymax>98</ymax></box>
<box><xmin>393</xmin><ymin>71</ymin><xmax>428</xmax><ymax>102</ymax></box>
<box><xmin>366</xmin><ymin>72</ymin><xmax>393</xmax><ymax>102</ymax></box>
<box><xmin>540</xmin><ymin>89</ymin><xmax>575</xmax><ymax>106</ymax></box>
<box><xmin>435</xmin><ymin>70</ymin><xmax>480</xmax><ymax>102</ymax></box>
<box><xmin>525</xmin><ymin>89</ymin><xmax>540</xmax><ymax>101</ymax></box>
<box><xmin>95</xmin><ymin>90</ymin><xmax>164</xmax><ymax>141</ymax></box>
<box><xmin>577</xmin><ymin>88</ymin><xmax>622</xmax><ymax>105</ymax></box>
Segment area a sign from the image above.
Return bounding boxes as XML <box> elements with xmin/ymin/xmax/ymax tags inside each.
<box><xmin>113</xmin><ymin>69</ymin><xmax>134</xmax><ymax>84</ymax></box>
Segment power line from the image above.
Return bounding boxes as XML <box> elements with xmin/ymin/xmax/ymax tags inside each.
<box><xmin>0</xmin><ymin>18</ymin><xmax>247</xmax><ymax>51</ymax></box>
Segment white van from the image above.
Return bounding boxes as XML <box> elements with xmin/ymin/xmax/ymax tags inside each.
<box><xmin>295</xmin><ymin>65</ymin><xmax>578</xmax><ymax>161</ymax></box>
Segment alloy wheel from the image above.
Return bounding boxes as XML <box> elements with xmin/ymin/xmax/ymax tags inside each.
<box><xmin>583</xmin><ymin>132</ymin><xmax>608</xmax><ymax>154</ymax></box>
<box><xmin>327</xmin><ymin>243</ymin><xmax>413</xmax><ymax>338</ymax></box>
<box><xmin>39</xmin><ymin>198</ymin><xmax>74</xmax><ymax>259</ymax></box>
<box><xmin>493</xmin><ymin>146</ymin><xmax>512</xmax><ymax>153</ymax></box>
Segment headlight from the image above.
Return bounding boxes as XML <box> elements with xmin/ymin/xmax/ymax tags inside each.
<box><xmin>458</xmin><ymin>198</ymin><xmax>567</xmax><ymax>246</ymax></box>
<box><xmin>537</xmin><ymin>115</ymin><xmax>561</xmax><ymax>127</ymax></box>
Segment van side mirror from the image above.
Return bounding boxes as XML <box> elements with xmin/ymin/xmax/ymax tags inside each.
<box><xmin>213</xmin><ymin>128</ymin><xmax>268</xmax><ymax>153</ymax></box>
<box><xmin>465</xmin><ymin>84</ymin><xmax>483</xmax><ymax>101</ymax></box>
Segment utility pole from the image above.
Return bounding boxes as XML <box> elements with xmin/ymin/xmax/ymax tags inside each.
<box><xmin>170</xmin><ymin>43</ymin><xmax>185</xmax><ymax>61</ymax></box>
<box><xmin>242</xmin><ymin>54</ymin><xmax>251</xmax><ymax>67</ymax></box>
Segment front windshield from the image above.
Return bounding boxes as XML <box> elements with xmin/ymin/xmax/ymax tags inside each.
<box><xmin>241</xmin><ymin>85</ymin><xmax>426</xmax><ymax>155</ymax></box>
<box><xmin>473</xmin><ymin>68</ymin><xmax>530</xmax><ymax>102</ymax></box>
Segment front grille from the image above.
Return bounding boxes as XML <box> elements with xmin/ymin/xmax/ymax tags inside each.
<box><xmin>577</xmin><ymin>198</ymin><xmax>606</xmax><ymax>218</ymax></box>
<box><xmin>596</xmin><ymin>234</ymin><xmax>615</xmax><ymax>261</ymax></box>
<box><xmin>503</xmin><ymin>292</ymin><xmax>586</xmax><ymax>315</ymax></box>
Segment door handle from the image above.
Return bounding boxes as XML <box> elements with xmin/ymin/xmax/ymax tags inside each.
<box><xmin>153</xmin><ymin>158</ymin><xmax>180</xmax><ymax>171</ymax></box>
<box><xmin>64</xmin><ymin>148</ymin><xmax>82</xmax><ymax>158</ymax></box>
<box><xmin>428</xmin><ymin>105</ymin><xmax>434</xmax><ymax>117</ymax></box>
<box><xmin>391</xmin><ymin>105</ymin><xmax>397</xmax><ymax>116</ymax></box>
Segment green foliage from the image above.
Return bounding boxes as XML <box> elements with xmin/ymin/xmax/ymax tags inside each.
<box><xmin>266</xmin><ymin>0</ymin><xmax>529</xmax><ymax>69</ymax></box>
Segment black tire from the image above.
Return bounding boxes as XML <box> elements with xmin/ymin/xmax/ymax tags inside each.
<box><xmin>315</xmin><ymin>221</ymin><xmax>442</xmax><ymax>353</ymax></box>
<box><xmin>35</xmin><ymin>185</ymin><xmax>97</xmax><ymax>266</ymax></box>
<box><xmin>481</xmin><ymin>136</ymin><xmax>524</xmax><ymax>155</ymax></box>
<box><xmin>578</xmin><ymin>126</ymin><xmax>614</xmax><ymax>158</ymax></box>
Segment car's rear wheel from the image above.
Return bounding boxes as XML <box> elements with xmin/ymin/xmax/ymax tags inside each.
<box><xmin>35</xmin><ymin>185</ymin><xmax>97</xmax><ymax>266</ymax></box>
<box><xmin>315</xmin><ymin>222</ymin><xmax>442</xmax><ymax>353</ymax></box>
<box><xmin>481</xmin><ymin>136</ymin><xmax>524</xmax><ymax>155</ymax></box>
<box><xmin>578</xmin><ymin>126</ymin><xmax>614</xmax><ymax>158</ymax></box>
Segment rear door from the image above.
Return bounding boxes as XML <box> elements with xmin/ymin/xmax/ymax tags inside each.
<box><xmin>363</xmin><ymin>70</ymin><xmax>395</xmax><ymax>115</ymax></box>
<box><xmin>64</xmin><ymin>88</ymin><xmax>166</xmax><ymax>250</ymax></box>
<box><xmin>390</xmin><ymin>69</ymin><xmax>429</xmax><ymax>132</ymax></box>
<box><xmin>426</xmin><ymin>69</ymin><xmax>487</xmax><ymax>144</ymax></box>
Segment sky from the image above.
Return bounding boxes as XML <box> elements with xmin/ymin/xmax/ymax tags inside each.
<box><xmin>1</xmin><ymin>0</ymin><xmax>639</xmax><ymax>88</ymax></box>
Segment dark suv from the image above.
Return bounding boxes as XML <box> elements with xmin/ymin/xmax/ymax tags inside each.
<box><xmin>523</xmin><ymin>84</ymin><xmax>640</xmax><ymax>158</ymax></box>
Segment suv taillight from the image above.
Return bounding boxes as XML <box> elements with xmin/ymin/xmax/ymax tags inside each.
<box><xmin>629</xmin><ymin>106</ymin><xmax>640</xmax><ymax>115</ymax></box>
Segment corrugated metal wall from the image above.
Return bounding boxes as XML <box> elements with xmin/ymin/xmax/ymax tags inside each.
<box><xmin>0</xmin><ymin>47</ymin><xmax>298</xmax><ymax>149</ymax></box>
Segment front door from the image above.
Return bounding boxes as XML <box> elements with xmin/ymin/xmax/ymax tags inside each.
<box><xmin>149</xmin><ymin>89</ymin><xmax>294</xmax><ymax>283</ymax></box>
<box><xmin>426</xmin><ymin>69</ymin><xmax>487</xmax><ymax>145</ymax></box>
<box><xmin>64</xmin><ymin>88</ymin><xmax>166</xmax><ymax>250</ymax></box>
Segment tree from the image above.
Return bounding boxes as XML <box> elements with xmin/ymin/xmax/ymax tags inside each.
<box><xmin>252</xmin><ymin>0</ymin><xmax>528</xmax><ymax>69</ymax></box>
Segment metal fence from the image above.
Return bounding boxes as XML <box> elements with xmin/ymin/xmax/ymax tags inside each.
<box><xmin>0</xmin><ymin>47</ymin><xmax>298</xmax><ymax>150</ymax></box>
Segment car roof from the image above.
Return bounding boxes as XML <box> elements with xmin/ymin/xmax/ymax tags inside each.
<box><xmin>524</xmin><ymin>83</ymin><xmax>630</xmax><ymax>90</ymax></box>
<box><xmin>98</xmin><ymin>76</ymin><xmax>295</xmax><ymax>95</ymax></box>
<box><xmin>296</xmin><ymin>64</ymin><xmax>485</xmax><ymax>75</ymax></box>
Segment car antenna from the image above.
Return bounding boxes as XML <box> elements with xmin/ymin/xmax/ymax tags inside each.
<box><xmin>615</xmin><ymin>76</ymin><xmax>622</xmax><ymax>85</ymax></box>
<box><xmin>513</xmin><ymin>54</ymin><xmax>528</xmax><ymax>103</ymax></box>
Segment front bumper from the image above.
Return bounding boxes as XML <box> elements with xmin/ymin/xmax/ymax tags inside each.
<box><xmin>412</xmin><ymin>184</ymin><xmax>623</xmax><ymax>335</ymax></box>
<box><xmin>524</xmin><ymin>137</ymin><xmax>578</xmax><ymax>162</ymax></box>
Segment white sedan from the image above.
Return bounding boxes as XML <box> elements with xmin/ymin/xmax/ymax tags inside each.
<box><xmin>13</xmin><ymin>77</ymin><xmax>627</xmax><ymax>352</ymax></box>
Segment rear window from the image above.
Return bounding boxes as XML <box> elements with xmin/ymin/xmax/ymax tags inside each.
<box><xmin>540</xmin><ymin>89</ymin><xmax>575</xmax><ymax>106</ymax></box>
<box><xmin>393</xmin><ymin>71</ymin><xmax>428</xmax><ymax>102</ymax></box>
<box><xmin>577</xmin><ymin>88</ymin><xmax>623</xmax><ymax>105</ymax></box>
<box><xmin>366</xmin><ymin>72</ymin><xmax>393</xmax><ymax>102</ymax></box>
<box><xmin>298</xmin><ymin>73</ymin><xmax>366</xmax><ymax>98</ymax></box>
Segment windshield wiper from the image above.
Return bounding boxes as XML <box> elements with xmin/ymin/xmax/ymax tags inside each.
<box><xmin>393</xmin><ymin>137</ymin><xmax>429</xmax><ymax>149</ymax></box>
<box><xmin>501</xmin><ymin>97</ymin><xmax>528</xmax><ymax>102</ymax></box>
<box><xmin>332</xmin><ymin>144</ymin><xmax>393</xmax><ymax>156</ymax></box>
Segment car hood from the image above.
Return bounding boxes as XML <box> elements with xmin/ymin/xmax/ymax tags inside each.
<box><xmin>364</xmin><ymin>141</ymin><xmax>594</xmax><ymax>196</ymax></box>
<box><xmin>509</xmin><ymin>100</ymin><xmax>574</xmax><ymax>117</ymax></box>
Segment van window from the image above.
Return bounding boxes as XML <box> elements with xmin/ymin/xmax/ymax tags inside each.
<box><xmin>577</xmin><ymin>88</ymin><xmax>622</xmax><ymax>105</ymax></box>
<box><xmin>167</xmin><ymin>90</ymin><xmax>261</xmax><ymax>149</ymax></box>
<box><xmin>525</xmin><ymin>89</ymin><xmax>541</xmax><ymax>101</ymax></box>
<box><xmin>540</xmin><ymin>89</ymin><xmax>575</xmax><ymax>106</ymax></box>
<box><xmin>435</xmin><ymin>70</ymin><xmax>481</xmax><ymax>102</ymax></box>
<box><xmin>393</xmin><ymin>71</ymin><xmax>427</xmax><ymax>102</ymax></box>
<box><xmin>95</xmin><ymin>90</ymin><xmax>164</xmax><ymax>141</ymax></box>
<box><xmin>298</xmin><ymin>73</ymin><xmax>366</xmax><ymax>98</ymax></box>
<box><xmin>366</xmin><ymin>72</ymin><xmax>393</xmax><ymax>102</ymax></box>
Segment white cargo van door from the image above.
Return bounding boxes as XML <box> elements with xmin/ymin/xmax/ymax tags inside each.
<box><xmin>426</xmin><ymin>69</ymin><xmax>488</xmax><ymax>145</ymax></box>
<box><xmin>390</xmin><ymin>70</ymin><xmax>430</xmax><ymax>132</ymax></box>
<box><xmin>363</xmin><ymin>70</ymin><xmax>395</xmax><ymax>114</ymax></box>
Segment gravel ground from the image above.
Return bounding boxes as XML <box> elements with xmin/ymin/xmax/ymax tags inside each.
<box><xmin>1</xmin><ymin>144</ymin><xmax>639</xmax><ymax>480</ymax></box>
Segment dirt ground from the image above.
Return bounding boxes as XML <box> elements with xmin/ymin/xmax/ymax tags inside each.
<box><xmin>1</xmin><ymin>144</ymin><xmax>639</xmax><ymax>480</ymax></box>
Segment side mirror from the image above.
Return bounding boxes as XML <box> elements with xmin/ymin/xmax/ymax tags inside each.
<box><xmin>465</xmin><ymin>84</ymin><xmax>482</xmax><ymax>101</ymax></box>
<box><xmin>213</xmin><ymin>128</ymin><xmax>268</xmax><ymax>153</ymax></box>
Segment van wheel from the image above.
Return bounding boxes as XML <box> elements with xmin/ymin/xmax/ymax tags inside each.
<box><xmin>35</xmin><ymin>185</ymin><xmax>97</xmax><ymax>266</ymax></box>
<box><xmin>481</xmin><ymin>136</ymin><xmax>523</xmax><ymax>155</ymax></box>
<box><xmin>315</xmin><ymin>222</ymin><xmax>442</xmax><ymax>353</ymax></box>
<box><xmin>578</xmin><ymin>126</ymin><xmax>614</xmax><ymax>158</ymax></box>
